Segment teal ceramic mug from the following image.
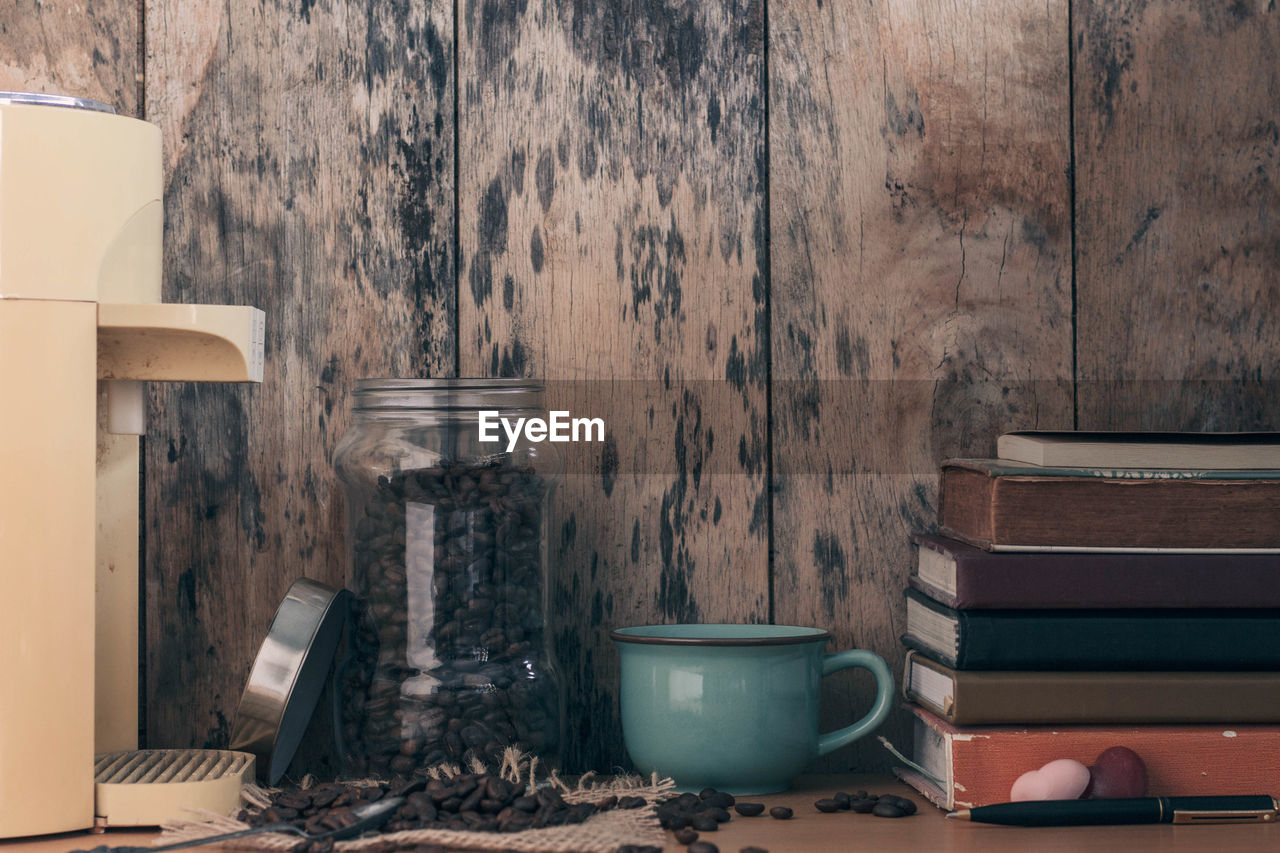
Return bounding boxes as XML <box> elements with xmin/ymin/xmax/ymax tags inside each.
<box><xmin>612</xmin><ymin>624</ymin><xmax>894</xmax><ymax>794</ymax></box>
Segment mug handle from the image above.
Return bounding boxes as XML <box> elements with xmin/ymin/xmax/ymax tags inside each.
<box><xmin>816</xmin><ymin>649</ymin><xmax>895</xmax><ymax>756</ymax></box>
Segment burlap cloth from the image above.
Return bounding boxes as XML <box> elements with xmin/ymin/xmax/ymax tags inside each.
<box><xmin>156</xmin><ymin>752</ymin><xmax>673</xmax><ymax>852</ymax></box>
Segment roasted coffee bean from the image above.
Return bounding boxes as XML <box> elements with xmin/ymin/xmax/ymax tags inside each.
<box><xmin>674</xmin><ymin>828</ymin><xmax>699</xmax><ymax>844</ymax></box>
<box><xmin>703</xmin><ymin>791</ymin><xmax>735</xmax><ymax>809</ymax></box>
<box><xmin>768</xmin><ymin>806</ymin><xmax>793</xmax><ymax>820</ymax></box>
<box><xmin>660</xmin><ymin>812</ymin><xmax>691</xmax><ymax>830</ymax></box>
<box><xmin>854</xmin><ymin>790</ymin><xmax>869</xmax><ymax>800</ymax></box>
<box><xmin>275</xmin><ymin>792</ymin><xmax>311</xmax><ymax>811</ymax></box>
<box><xmin>833</xmin><ymin>791</ymin><xmax>851</xmax><ymax>809</ymax></box>
<box><xmin>849</xmin><ymin>797</ymin><xmax>877</xmax><ymax>813</ymax></box>
<box><xmin>296</xmin><ymin>840</ymin><xmax>335</xmax><ymax>853</ymax></box>
<box><xmin>691</xmin><ymin>814</ymin><xmax>720</xmax><ymax>832</ymax></box>
<box><xmin>687</xmin><ymin>843</ymin><xmax>719</xmax><ymax>853</ymax></box>
<box><xmin>618</xmin><ymin>795</ymin><xmax>648</xmax><ymax>809</ymax></box>
<box><xmin>733</xmin><ymin>802</ymin><xmax>765</xmax><ymax>817</ymax></box>
<box><xmin>740</xmin><ymin>848</ymin><xmax>769</xmax><ymax>853</ymax></box>
<box><xmin>872</xmin><ymin>801</ymin><xmax>907</xmax><ymax>818</ymax></box>
<box><xmin>677</xmin><ymin>792</ymin><xmax>703</xmax><ymax>810</ymax></box>
<box><xmin>814</xmin><ymin>798</ymin><xmax>841</xmax><ymax>813</ymax></box>
<box><xmin>242</xmin><ymin>774</ymin><xmax>602</xmax><ymax>837</ymax></box>
<box><xmin>699</xmin><ymin>787</ymin><xmax>719</xmax><ymax>800</ymax></box>
<box><xmin>877</xmin><ymin>795</ymin><xmax>916</xmax><ymax>815</ymax></box>
<box><xmin>705</xmin><ymin>807</ymin><xmax>732</xmax><ymax>823</ymax></box>
<box><xmin>595</xmin><ymin>795</ymin><xmax>618</xmax><ymax>811</ymax></box>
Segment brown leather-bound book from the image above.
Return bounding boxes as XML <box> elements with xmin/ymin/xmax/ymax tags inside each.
<box><xmin>911</xmin><ymin>533</ymin><xmax>1280</xmax><ymax>608</ymax></box>
<box><xmin>903</xmin><ymin>652</ymin><xmax>1280</xmax><ymax>725</ymax></box>
<box><xmin>938</xmin><ymin>458</ymin><xmax>1280</xmax><ymax>551</ymax></box>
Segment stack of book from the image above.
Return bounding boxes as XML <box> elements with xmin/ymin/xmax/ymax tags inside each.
<box><xmin>895</xmin><ymin>432</ymin><xmax>1280</xmax><ymax>811</ymax></box>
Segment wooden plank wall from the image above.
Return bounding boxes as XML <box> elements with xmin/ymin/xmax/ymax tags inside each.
<box><xmin>141</xmin><ymin>0</ymin><xmax>456</xmax><ymax>764</ymax></box>
<box><xmin>769</xmin><ymin>0</ymin><xmax>1075</xmax><ymax>771</ymax></box>
<box><xmin>1074</xmin><ymin>0</ymin><xmax>1280</xmax><ymax>431</ymax></box>
<box><xmin>3</xmin><ymin>0</ymin><xmax>1276</xmax><ymax>776</ymax></box>
<box><xmin>0</xmin><ymin>0</ymin><xmax>138</xmax><ymax>116</ymax></box>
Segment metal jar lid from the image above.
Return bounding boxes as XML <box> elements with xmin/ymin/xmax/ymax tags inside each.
<box><xmin>230</xmin><ymin>578</ymin><xmax>349</xmax><ymax>785</ymax></box>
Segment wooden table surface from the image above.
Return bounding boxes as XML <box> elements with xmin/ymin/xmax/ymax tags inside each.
<box><xmin>3</xmin><ymin>774</ymin><xmax>1275</xmax><ymax>852</ymax></box>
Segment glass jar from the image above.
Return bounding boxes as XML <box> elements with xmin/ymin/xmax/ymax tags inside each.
<box><xmin>333</xmin><ymin>379</ymin><xmax>562</xmax><ymax>777</ymax></box>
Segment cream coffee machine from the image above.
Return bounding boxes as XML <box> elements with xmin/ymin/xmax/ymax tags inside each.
<box><xmin>0</xmin><ymin>92</ymin><xmax>265</xmax><ymax>837</ymax></box>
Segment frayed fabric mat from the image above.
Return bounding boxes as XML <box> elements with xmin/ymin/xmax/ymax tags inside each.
<box><xmin>157</xmin><ymin>751</ymin><xmax>674</xmax><ymax>852</ymax></box>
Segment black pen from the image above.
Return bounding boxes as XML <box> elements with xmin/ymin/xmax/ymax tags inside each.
<box><xmin>947</xmin><ymin>795</ymin><xmax>1279</xmax><ymax>826</ymax></box>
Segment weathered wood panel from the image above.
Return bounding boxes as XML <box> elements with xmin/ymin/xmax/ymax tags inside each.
<box><xmin>458</xmin><ymin>0</ymin><xmax>771</xmax><ymax>771</ymax></box>
<box><xmin>769</xmin><ymin>1</ymin><xmax>1075</xmax><ymax>771</ymax></box>
<box><xmin>143</xmin><ymin>0</ymin><xmax>455</xmax><ymax>768</ymax></box>
<box><xmin>0</xmin><ymin>0</ymin><xmax>138</xmax><ymax>116</ymax></box>
<box><xmin>1075</xmin><ymin>1</ymin><xmax>1280</xmax><ymax>430</ymax></box>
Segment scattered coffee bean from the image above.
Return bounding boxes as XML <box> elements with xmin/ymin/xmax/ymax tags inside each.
<box><xmin>876</xmin><ymin>794</ymin><xmax>916</xmax><ymax>815</ymax></box>
<box><xmin>768</xmin><ymin>806</ymin><xmax>793</xmax><ymax>820</ymax></box>
<box><xmin>339</xmin><ymin>458</ymin><xmax>559</xmax><ymax>774</ymax></box>
<box><xmin>740</xmin><ymin>848</ymin><xmax>769</xmax><ymax>853</ymax></box>
<box><xmin>677</xmin><ymin>792</ymin><xmax>703</xmax><ymax>810</ymax></box>
<box><xmin>242</xmin><ymin>774</ymin><xmax>600</xmax><ymax>837</ymax></box>
<box><xmin>660</xmin><ymin>812</ymin><xmax>691</xmax><ymax>830</ymax></box>
<box><xmin>849</xmin><ymin>797</ymin><xmax>877</xmax><ymax>813</ymax></box>
<box><xmin>618</xmin><ymin>847</ymin><xmax>663</xmax><ymax>853</ymax></box>
<box><xmin>872</xmin><ymin>800</ymin><xmax>906</xmax><ymax>818</ymax></box>
<box><xmin>706</xmin><ymin>806</ymin><xmax>732</xmax><ymax>823</ymax></box>
<box><xmin>814</xmin><ymin>798</ymin><xmax>841</xmax><ymax>813</ymax></box>
<box><xmin>703</xmin><ymin>791</ymin><xmax>736</xmax><ymax>809</ymax></box>
<box><xmin>833</xmin><ymin>791</ymin><xmax>851</xmax><ymax>810</ymax></box>
<box><xmin>674</xmin><ymin>828</ymin><xmax>699</xmax><ymax>844</ymax></box>
<box><xmin>296</xmin><ymin>840</ymin><xmax>335</xmax><ymax>853</ymax></box>
<box><xmin>733</xmin><ymin>802</ymin><xmax>765</xmax><ymax>817</ymax></box>
<box><xmin>618</xmin><ymin>795</ymin><xmax>648</xmax><ymax>809</ymax></box>
<box><xmin>687</xmin><ymin>842</ymin><xmax>720</xmax><ymax>853</ymax></box>
<box><xmin>691</xmin><ymin>814</ymin><xmax>720</xmax><ymax>832</ymax></box>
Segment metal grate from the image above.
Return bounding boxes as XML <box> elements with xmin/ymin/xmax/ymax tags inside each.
<box><xmin>94</xmin><ymin>749</ymin><xmax>252</xmax><ymax>785</ymax></box>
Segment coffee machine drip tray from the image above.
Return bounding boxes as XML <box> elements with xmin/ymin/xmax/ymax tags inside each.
<box><xmin>94</xmin><ymin>749</ymin><xmax>255</xmax><ymax>827</ymax></box>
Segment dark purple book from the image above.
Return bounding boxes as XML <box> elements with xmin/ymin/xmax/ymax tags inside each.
<box><xmin>911</xmin><ymin>533</ymin><xmax>1280</xmax><ymax>609</ymax></box>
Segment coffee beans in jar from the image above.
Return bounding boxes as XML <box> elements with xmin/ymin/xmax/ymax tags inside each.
<box><xmin>334</xmin><ymin>380</ymin><xmax>563</xmax><ymax>777</ymax></box>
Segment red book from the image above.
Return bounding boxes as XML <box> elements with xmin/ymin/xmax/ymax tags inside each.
<box><xmin>912</xmin><ymin>534</ymin><xmax>1280</xmax><ymax>609</ymax></box>
<box><xmin>896</xmin><ymin>705</ymin><xmax>1280</xmax><ymax>811</ymax></box>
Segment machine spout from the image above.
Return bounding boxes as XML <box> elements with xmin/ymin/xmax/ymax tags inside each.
<box><xmin>97</xmin><ymin>303</ymin><xmax>266</xmax><ymax>383</ymax></box>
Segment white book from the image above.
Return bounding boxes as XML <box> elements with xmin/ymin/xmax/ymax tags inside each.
<box><xmin>996</xmin><ymin>431</ymin><xmax>1280</xmax><ymax>470</ymax></box>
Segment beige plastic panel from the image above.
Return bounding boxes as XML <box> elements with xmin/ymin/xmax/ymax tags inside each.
<box><xmin>98</xmin><ymin>200</ymin><xmax>163</xmax><ymax>305</ymax></box>
<box><xmin>0</xmin><ymin>103</ymin><xmax>161</xmax><ymax>301</ymax></box>
<box><xmin>98</xmin><ymin>303</ymin><xmax>266</xmax><ymax>382</ymax></box>
<box><xmin>95</xmin><ymin>750</ymin><xmax>255</xmax><ymax>827</ymax></box>
<box><xmin>96</xmin><ymin>385</ymin><xmax>141</xmax><ymax>754</ymax></box>
<box><xmin>0</xmin><ymin>300</ymin><xmax>98</xmax><ymax>838</ymax></box>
